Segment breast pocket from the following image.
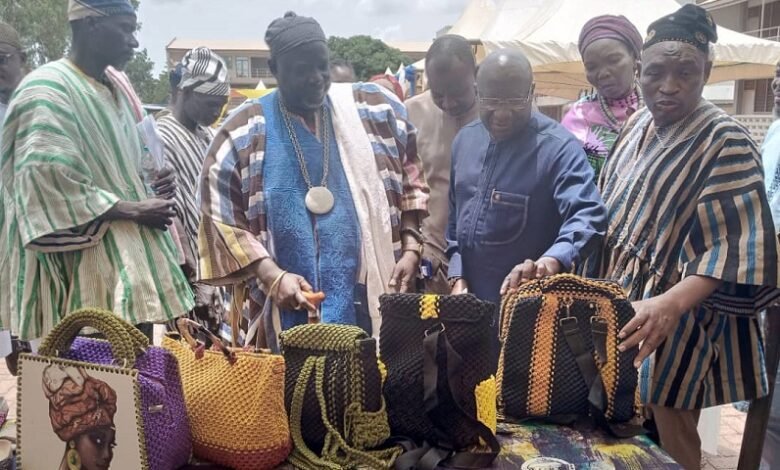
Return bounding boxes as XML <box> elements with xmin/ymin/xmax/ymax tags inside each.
<box><xmin>482</xmin><ymin>190</ymin><xmax>530</xmax><ymax>246</ymax></box>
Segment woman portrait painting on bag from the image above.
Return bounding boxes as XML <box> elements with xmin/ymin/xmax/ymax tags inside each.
<box><xmin>19</xmin><ymin>357</ymin><xmax>145</xmax><ymax>470</ymax></box>
<box><xmin>42</xmin><ymin>365</ymin><xmax>118</xmax><ymax>470</ymax></box>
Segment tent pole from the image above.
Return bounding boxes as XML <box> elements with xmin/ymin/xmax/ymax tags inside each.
<box><xmin>761</xmin><ymin>0</ymin><xmax>767</xmax><ymax>36</ymax></box>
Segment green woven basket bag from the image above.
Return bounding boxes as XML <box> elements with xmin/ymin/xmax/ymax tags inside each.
<box><xmin>279</xmin><ymin>324</ymin><xmax>400</xmax><ymax>469</ymax></box>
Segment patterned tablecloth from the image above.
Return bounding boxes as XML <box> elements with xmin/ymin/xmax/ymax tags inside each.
<box><xmin>491</xmin><ymin>422</ymin><xmax>680</xmax><ymax>469</ymax></box>
<box><xmin>184</xmin><ymin>422</ymin><xmax>681</xmax><ymax>470</ymax></box>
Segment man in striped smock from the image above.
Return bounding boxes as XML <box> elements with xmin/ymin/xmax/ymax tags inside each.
<box><xmin>0</xmin><ymin>0</ymin><xmax>193</xmax><ymax>344</ymax></box>
<box><xmin>198</xmin><ymin>12</ymin><xmax>428</xmax><ymax>350</ymax></box>
<box><xmin>587</xmin><ymin>5</ymin><xmax>780</xmax><ymax>468</ymax></box>
<box><xmin>158</xmin><ymin>47</ymin><xmax>229</xmax><ymax>334</ymax></box>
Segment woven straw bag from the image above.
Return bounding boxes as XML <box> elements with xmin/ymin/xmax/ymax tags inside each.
<box><xmin>279</xmin><ymin>323</ymin><xmax>400</xmax><ymax>469</ymax></box>
<box><xmin>498</xmin><ymin>274</ymin><xmax>639</xmax><ymax>434</ymax></box>
<box><xmin>379</xmin><ymin>293</ymin><xmax>501</xmax><ymax>469</ymax></box>
<box><xmin>163</xmin><ymin>318</ymin><xmax>291</xmax><ymax>469</ymax></box>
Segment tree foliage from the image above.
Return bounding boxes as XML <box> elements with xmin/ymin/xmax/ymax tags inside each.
<box><xmin>328</xmin><ymin>36</ymin><xmax>410</xmax><ymax>82</ymax></box>
<box><xmin>0</xmin><ymin>0</ymin><xmax>72</xmax><ymax>67</ymax></box>
<box><xmin>125</xmin><ymin>49</ymin><xmax>170</xmax><ymax>105</ymax></box>
<box><xmin>0</xmin><ymin>0</ymin><xmax>141</xmax><ymax>67</ymax></box>
<box><xmin>0</xmin><ymin>0</ymin><xmax>168</xmax><ymax>103</ymax></box>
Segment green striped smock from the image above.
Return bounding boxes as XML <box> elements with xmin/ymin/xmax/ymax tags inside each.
<box><xmin>0</xmin><ymin>59</ymin><xmax>193</xmax><ymax>340</ymax></box>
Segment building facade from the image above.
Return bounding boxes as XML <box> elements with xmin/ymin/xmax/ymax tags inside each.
<box><xmin>698</xmin><ymin>0</ymin><xmax>780</xmax><ymax>115</ymax></box>
<box><xmin>166</xmin><ymin>38</ymin><xmax>430</xmax><ymax>90</ymax></box>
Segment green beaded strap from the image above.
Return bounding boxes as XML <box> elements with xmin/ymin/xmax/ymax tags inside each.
<box><xmin>38</xmin><ymin>308</ymin><xmax>149</xmax><ymax>368</ymax></box>
<box><xmin>288</xmin><ymin>355</ymin><xmax>399</xmax><ymax>469</ymax></box>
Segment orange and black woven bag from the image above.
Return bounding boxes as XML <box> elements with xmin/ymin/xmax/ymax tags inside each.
<box><xmin>498</xmin><ymin>274</ymin><xmax>639</xmax><ymax>434</ymax></box>
<box><xmin>379</xmin><ymin>293</ymin><xmax>501</xmax><ymax>470</ymax></box>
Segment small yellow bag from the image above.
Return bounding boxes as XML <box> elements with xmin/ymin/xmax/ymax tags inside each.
<box><xmin>163</xmin><ymin>318</ymin><xmax>291</xmax><ymax>470</ymax></box>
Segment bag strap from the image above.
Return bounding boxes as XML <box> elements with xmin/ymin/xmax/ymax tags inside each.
<box><xmin>397</xmin><ymin>326</ymin><xmax>500</xmax><ymax>470</ymax></box>
<box><xmin>229</xmin><ymin>282</ymin><xmax>247</xmax><ymax>348</ymax></box>
<box><xmin>176</xmin><ymin>318</ymin><xmax>237</xmax><ymax>364</ymax></box>
<box><xmin>288</xmin><ymin>355</ymin><xmax>399</xmax><ymax>469</ymax></box>
<box><xmin>560</xmin><ymin>317</ymin><xmax>644</xmax><ymax>438</ymax></box>
<box><xmin>38</xmin><ymin>308</ymin><xmax>147</xmax><ymax>368</ymax></box>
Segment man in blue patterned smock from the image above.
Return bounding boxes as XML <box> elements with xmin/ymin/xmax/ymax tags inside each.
<box><xmin>197</xmin><ymin>12</ymin><xmax>428</xmax><ymax>350</ymax></box>
<box><xmin>586</xmin><ymin>5</ymin><xmax>780</xmax><ymax>468</ymax></box>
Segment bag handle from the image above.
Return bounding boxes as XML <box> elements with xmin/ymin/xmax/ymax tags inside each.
<box><xmin>398</xmin><ymin>325</ymin><xmax>500</xmax><ymax>470</ymax></box>
<box><xmin>288</xmin><ymin>355</ymin><xmax>399</xmax><ymax>469</ymax></box>
<box><xmin>38</xmin><ymin>308</ymin><xmax>148</xmax><ymax>368</ymax></box>
<box><xmin>230</xmin><ymin>282</ymin><xmax>247</xmax><ymax>348</ymax></box>
<box><xmin>176</xmin><ymin>318</ymin><xmax>236</xmax><ymax>364</ymax></box>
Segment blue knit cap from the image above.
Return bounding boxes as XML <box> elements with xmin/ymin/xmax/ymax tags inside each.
<box><xmin>68</xmin><ymin>0</ymin><xmax>135</xmax><ymax>21</ymax></box>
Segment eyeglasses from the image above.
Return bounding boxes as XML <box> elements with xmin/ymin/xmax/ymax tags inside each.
<box><xmin>0</xmin><ymin>53</ymin><xmax>17</xmax><ymax>66</ymax></box>
<box><xmin>479</xmin><ymin>84</ymin><xmax>535</xmax><ymax>112</ymax></box>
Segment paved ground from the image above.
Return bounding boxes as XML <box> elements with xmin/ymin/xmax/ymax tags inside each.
<box><xmin>702</xmin><ymin>406</ymin><xmax>745</xmax><ymax>470</ymax></box>
<box><xmin>0</xmin><ymin>357</ymin><xmax>748</xmax><ymax>468</ymax></box>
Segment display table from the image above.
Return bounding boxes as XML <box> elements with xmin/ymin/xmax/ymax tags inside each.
<box><xmin>183</xmin><ymin>422</ymin><xmax>680</xmax><ymax>469</ymax></box>
<box><xmin>490</xmin><ymin>422</ymin><xmax>679</xmax><ymax>469</ymax></box>
<box><xmin>220</xmin><ymin>422</ymin><xmax>678</xmax><ymax>469</ymax></box>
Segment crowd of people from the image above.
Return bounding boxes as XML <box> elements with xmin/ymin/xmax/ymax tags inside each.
<box><xmin>0</xmin><ymin>0</ymin><xmax>780</xmax><ymax>468</ymax></box>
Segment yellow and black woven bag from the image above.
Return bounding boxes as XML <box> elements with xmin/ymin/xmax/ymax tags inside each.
<box><xmin>379</xmin><ymin>293</ymin><xmax>501</xmax><ymax>470</ymax></box>
<box><xmin>498</xmin><ymin>274</ymin><xmax>639</xmax><ymax>432</ymax></box>
<box><xmin>279</xmin><ymin>323</ymin><xmax>400</xmax><ymax>469</ymax></box>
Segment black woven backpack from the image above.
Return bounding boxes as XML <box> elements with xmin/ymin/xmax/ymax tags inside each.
<box><xmin>280</xmin><ymin>323</ymin><xmax>400</xmax><ymax>469</ymax></box>
<box><xmin>379</xmin><ymin>293</ymin><xmax>501</xmax><ymax>470</ymax></box>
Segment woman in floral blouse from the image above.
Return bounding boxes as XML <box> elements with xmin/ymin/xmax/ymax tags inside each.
<box><xmin>562</xmin><ymin>15</ymin><xmax>643</xmax><ymax>180</ymax></box>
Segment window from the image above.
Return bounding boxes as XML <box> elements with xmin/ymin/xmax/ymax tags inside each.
<box><xmin>754</xmin><ymin>78</ymin><xmax>774</xmax><ymax>114</ymax></box>
<box><xmin>744</xmin><ymin>79</ymin><xmax>774</xmax><ymax>114</ymax></box>
<box><xmin>251</xmin><ymin>57</ymin><xmax>268</xmax><ymax>78</ymax></box>
<box><xmin>235</xmin><ymin>57</ymin><xmax>250</xmax><ymax>78</ymax></box>
<box><xmin>223</xmin><ymin>55</ymin><xmax>234</xmax><ymax>72</ymax></box>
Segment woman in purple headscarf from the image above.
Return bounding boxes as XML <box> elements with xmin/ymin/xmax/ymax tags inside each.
<box><xmin>562</xmin><ymin>15</ymin><xmax>643</xmax><ymax>180</ymax></box>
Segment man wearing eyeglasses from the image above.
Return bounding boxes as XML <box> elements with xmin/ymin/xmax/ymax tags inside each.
<box><xmin>447</xmin><ymin>49</ymin><xmax>606</xmax><ymax>305</ymax></box>
<box><xmin>0</xmin><ymin>21</ymin><xmax>25</xmax><ymax>134</ymax></box>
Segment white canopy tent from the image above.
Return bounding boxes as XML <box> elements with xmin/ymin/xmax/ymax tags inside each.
<box><xmin>436</xmin><ymin>0</ymin><xmax>780</xmax><ymax>99</ymax></box>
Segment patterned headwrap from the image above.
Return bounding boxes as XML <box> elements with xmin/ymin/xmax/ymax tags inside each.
<box><xmin>579</xmin><ymin>15</ymin><xmax>643</xmax><ymax>59</ymax></box>
<box><xmin>178</xmin><ymin>47</ymin><xmax>230</xmax><ymax>96</ymax></box>
<box><xmin>43</xmin><ymin>365</ymin><xmax>118</xmax><ymax>442</ymax></box>
<box><xmin>0</xmin><ymin>21</ymin><xmax>22</xmax><ymax>50</ymax></box>
<box><xmin>68</xmin><ymin>0</ymin><xmax>135</xmax><ymax>21</ymax></box>
<box><xmin>265</xmin><ymin>11</ymin><xmax>326</xmax><ymax>59</ymax></box>
<box><xmin>644</xmin><ymin>4</ymin><xmax>718</xmax><ymax>54</ymax></box>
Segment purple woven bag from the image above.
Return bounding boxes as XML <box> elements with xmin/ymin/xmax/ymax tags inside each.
<box><xmin>61</xmin><ymin>333</ymin><xmax>193</xmax><ymax>469</ymax></box>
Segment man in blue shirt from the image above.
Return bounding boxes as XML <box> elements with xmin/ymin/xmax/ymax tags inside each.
<box><xmin>447</xmin><ymin>49</ymin><xmax>606</xmax><ymax>304</ymax></box>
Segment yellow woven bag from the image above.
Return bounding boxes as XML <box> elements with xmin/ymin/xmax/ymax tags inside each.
<box><xmin>162</xmin><ymin>318</ymin><xmax>291</xmax><ymax>470</ymax></box>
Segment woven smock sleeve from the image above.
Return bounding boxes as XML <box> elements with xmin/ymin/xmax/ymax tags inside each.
<box><xmin>356</xmin><ymin>84</ymin><xmax>429</xmax><ymax>221</ymax></box>
<box><xmin>679</xmin><ymin>127</ymin><xmax>780</xmax><ymax>313</ymax></box>
<box><xmin>198</xmin><ymin>102</ymin><xmax>271</xmax><ymax>286</ymax></box>
<box><xmin>4</xmin><ymin>82</ymin><xmax>119</xmax><ymax>253</ymax></box>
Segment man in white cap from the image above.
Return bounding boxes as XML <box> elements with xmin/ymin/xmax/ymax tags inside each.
<box><xmin>0</xmin><ymin>0</ymin><xmax>193</xmax><ymax>347</ymax></box>
<box><xmin>158</xmin><ymin>47</ymin><xmax>230</xmax><ymax>333</ymax></box>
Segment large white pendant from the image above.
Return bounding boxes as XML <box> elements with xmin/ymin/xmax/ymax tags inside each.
<box><xmin>305</xmin><ymin>186</ymin><xmax>335</xmax><ymax>215</ymax></box>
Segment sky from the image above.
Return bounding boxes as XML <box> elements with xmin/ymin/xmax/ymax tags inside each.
<box><xmin>137</xmin><ymin>0</ymin><xmax>471</xmax><ymax>73</ymax></box>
